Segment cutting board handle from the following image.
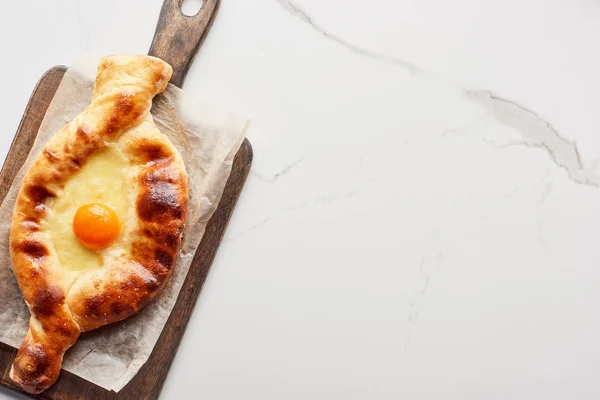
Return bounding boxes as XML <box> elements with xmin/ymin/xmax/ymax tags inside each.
<box><xmin>149</xmin><ymin>0</ymin><xmax>220</xmax><ymax>88</ymax></box>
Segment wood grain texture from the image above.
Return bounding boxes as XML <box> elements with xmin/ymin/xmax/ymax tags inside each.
<box><xmin>149</xmin><ymin>0</ymin><xmax>220</xmax><ymax>88</ymax></box>
<box><xmin>0</xmin><ymin>66</ymin><xmax>252</xmax><ymax>399</ymax></box>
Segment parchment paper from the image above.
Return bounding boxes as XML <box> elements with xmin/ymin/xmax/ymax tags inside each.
<box><xmin>0</xmin><ymin>56</ymin><xmax>248</xmax><ymax>392</ymax></box>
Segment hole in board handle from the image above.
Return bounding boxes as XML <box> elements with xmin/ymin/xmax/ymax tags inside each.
<box><xmin>181</xmin><ymin>0</ymin><xmax>203</xmax><ymax>16</ymax></box>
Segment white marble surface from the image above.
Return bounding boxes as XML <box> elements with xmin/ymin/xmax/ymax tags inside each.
<box><xmin>2</xmin><ymin>1</ymin><xmax>600</xmax><ymax>399</ymax></box>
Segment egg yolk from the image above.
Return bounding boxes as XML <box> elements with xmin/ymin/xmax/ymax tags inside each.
<box><xmin>72</xmin><ymin>203</ymin><xmax>121</xmax><ymax>250</ymax></box>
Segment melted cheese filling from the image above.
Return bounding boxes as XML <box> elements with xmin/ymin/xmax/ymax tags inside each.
<box><xmin>44</xmin><ymin>145</ymin><xmax>132</xmax><ymax>272</ymax></box>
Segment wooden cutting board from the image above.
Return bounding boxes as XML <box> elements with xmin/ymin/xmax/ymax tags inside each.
<box><xmin>0</xmin><ymin>1</ymin><xmax>252</xmax><ymax>398</ymax></box>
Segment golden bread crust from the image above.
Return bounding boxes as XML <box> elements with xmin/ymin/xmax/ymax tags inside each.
<box><xmin>9</xmin><ymin>55</ymin><xmax>189</xmax><ymax>394</ymax></box>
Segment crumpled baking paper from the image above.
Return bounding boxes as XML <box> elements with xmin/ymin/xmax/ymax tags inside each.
<box><xmin>0</xmin><ymin>56</ymin><xmax>248</xmax><ymax>392</ymax></box>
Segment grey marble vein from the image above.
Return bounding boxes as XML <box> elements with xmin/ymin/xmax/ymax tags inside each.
<box><xmin>227</xmin><ymin>175</ymin><xmax>385</xmax><ymax>242</ymax></box>
<box><xmin>276</xmin><ymin>0</ymin><xmax>423</xmax><ymax>74</ymax></box>
<box><xmin>278</xmin><ymin>1</ymin><xmax>599</xmax><ymax>190</ymax></box>
<box><xmin>316</xmin><ymin>189</ymin><xmax>361</xmax><ymax>205</ymax></box>
<box><xmin>354</xmin><ymin>157</ymin><xmax>364</xmax><ymax>174</ymax></box>
<box><xmin>252</xmin><ymin>156</ymin><xmax>305</xmax><ymax>184</ymax></box>
<box><xmin>465</xmin><ymin>90</ymin><xmax>600</xmax><ymax>188</ymax></box>
<box><xmin>277</xmin><ymin>1</ymin><xmax>599</xmax><ymax>190</ymax></box>
<box><xmin>226</xmin><ymin>216</ymin><xmax>274</xmax><ymax>242</ymax></box>
<box><xmin>405</xmin><ymin>234</ymin><xmax>444</xmax><ymax>353</ymax></box>
<box><xmin>535</xmin><ymin>171</ymin><xmax>554</xmax><ymax>246</ymax></box>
